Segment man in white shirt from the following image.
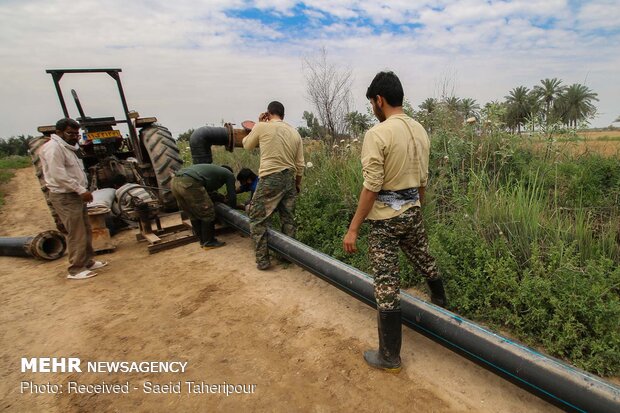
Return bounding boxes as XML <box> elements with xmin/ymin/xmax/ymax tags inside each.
<box><xmin>39</xmin><ymin>118</ymin><xmax>108</xmax><ymax>279</ymax></box>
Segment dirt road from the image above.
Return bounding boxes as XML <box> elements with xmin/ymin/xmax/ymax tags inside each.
<box><xmin>0</xmin><ymin>167</ymin><xmax>559</xmax><ymax>412</ymax></box>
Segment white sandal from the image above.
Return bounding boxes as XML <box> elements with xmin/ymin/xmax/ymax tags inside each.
<box><xmin>67</xmin><ymin>270</ymin><xmax>98</xmax><ymax>280</ymax></box>
<box><xmin>87</xmin><ymin>261</ymin><xmax>108</xmax><ymax>270</ymax></box>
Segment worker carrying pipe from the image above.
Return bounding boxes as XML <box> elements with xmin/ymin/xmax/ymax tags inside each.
<box><xmin>343</xmin><ymin>71</ymin><xmax>448</xmax><ymax>373</ymax></box>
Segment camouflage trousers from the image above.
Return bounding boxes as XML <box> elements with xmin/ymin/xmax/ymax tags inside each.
<box><xmin>248</xmin><ymin>169</ymin><xmax>297</xmax><ymax>266</ymax></box>
<box><xmin>368</xmin><ymin>206</ymin><xmax>440</xmax><ymax>311</ymax></box>
<box><xmin>170</xmin><ymin>176</ymin><xmax>215</xmax><ymax>222</ymax></box>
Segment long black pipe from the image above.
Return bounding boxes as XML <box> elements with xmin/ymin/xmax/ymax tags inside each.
<box><xmin>189</xmin><ymin>126</ymin><xmax>233</xmax><ymax>164</ymax></box>
<box><xmin>0</xmin><ymin>230</ymin><xmax>66</xmax><ymax>260</ymax></box>
<box><xmin>215</xmin><ymin>203</ymin><xmax>620</xmax><ymax>413</ymax></box>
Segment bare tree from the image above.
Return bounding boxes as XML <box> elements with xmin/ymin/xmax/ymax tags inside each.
<box><xmin>302</xmin><ymin>47</ymin><xmax>352</xmax><ymax>145</ymax></box>
<box><xmin>434</xmin><ymin>66</ymin><xmax>459</xmax><ymax>101</ymax></box>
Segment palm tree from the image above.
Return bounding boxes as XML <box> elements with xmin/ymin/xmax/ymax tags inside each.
<box><xmin>481</xmin><ymin>101</ymin><xmax>507</xmax><ymax>128</ymax></box>
<box><xmin>505</xmin><ymin>86</ymin><xmax>531</xmax><ymax>134</ymax></box>
<box><xmin>419</xmin><ymin>98</ymin><xmax>438</xmax><ymax>114</ymax></box>
<box><xmin>460</xmin><ymin>98</ymin><xmax>480</xmax><ymax>121</ymax></box>
<box><xmin>418</xmin><ymin>98</ymin><xmax>439</xmax><ymax>134</ymax></box>
<box><xmin>443</xmin><ymin>96</ymin><xmax>462</xmax><ymax>114</ymax></box>
<box><xmin>614</xmin><ymin>115</ymin><xmax>620</xmax><ymax>123</ymax></box>
<box><xmin>345</xmin><ymin>111</ymin><xmax>372</xmax><ymax>139</ymax></box>
<box><xmin>526</xmin><ymin>89</ymin><xmax>544</xmax><ymax>131</ymax></box>
<box><xmin>533</xmin><ymin>78</ymin><xmax>566</xmax><ymax>130</ymax></box>
<box><xmin>554</xmin><ymin>84</ymin><xmax>599</xmax><ymax>128</ymax></box>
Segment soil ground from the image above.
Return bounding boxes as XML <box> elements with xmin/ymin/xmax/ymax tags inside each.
<box><xmin>0</xmin><ymin>167</ymin><xmax>560</xmax><ymax>412</ymax></box>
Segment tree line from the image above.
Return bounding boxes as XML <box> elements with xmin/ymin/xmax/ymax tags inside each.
<box><xmin>299</xmin><ymin>50</ymin><xmax>603</xmax><ymax>142</ymax></box>
<box><xmin>0</xmin><ymin>135</ymin><xmax>31</xmax><ymax>157</ymax></box>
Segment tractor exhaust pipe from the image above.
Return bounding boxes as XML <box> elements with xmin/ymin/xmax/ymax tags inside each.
<box><xmin>214</xmin><ymin>203</ymin><xmax>620</xmax><ymax>413</ymax></box>
<box><xmin>0</xmin><ymin>230</ymin><xmax>67</xmax><ymax>260</ymax></box>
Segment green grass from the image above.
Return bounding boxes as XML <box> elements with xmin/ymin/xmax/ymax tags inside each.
<box><xmin>592</xmin><ymin>135</ymin><xmax>620</xmax><ymax>142</ymax></box>
<box><xmin>0</xmin><ymin>155</ymin><xmax>31</xmax><ymax>206</ymax></box>
<box><xmin>0</xmin><ymin>155</ymin><xmax>31</xmax><ymax>170</ymax></box>
<box><xmin>210</xmin><ymin>132</ymin><xmax>620</xmax><ymax>376</ymax></box>
<box><xmin>553</xmin><ymin>135</ymin><xmax>620</xmax><ymax>142</ymax></box>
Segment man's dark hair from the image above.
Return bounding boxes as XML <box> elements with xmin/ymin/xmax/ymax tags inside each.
<box><xmin>365</xmin><ymin>71</ymin><xmax>404</xmax><ymax>107</ymax></box>
<box><xmin>221</xmin><ymin>165</ymin><xmax>233</xmax><ymax>173</ymax></box>
<box><xmin>55</xmin><ymin>118</ymin><xmax>80</xmax><ymax>132</ymax></box>
<box><xmin>267</xmin><ymin>101</ymin><xmax>285</xmax><ymax>119</ymax></box>
<box><xmin>236</xmin><ymin>168</ymin><xmax>257</xmax><ymax>183</ymax></box>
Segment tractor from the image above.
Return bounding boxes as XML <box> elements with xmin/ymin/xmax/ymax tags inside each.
<box><xmin>29</xmin><ymin>68</ymin><xmax>183</xmax><ymax>233</ymax></box>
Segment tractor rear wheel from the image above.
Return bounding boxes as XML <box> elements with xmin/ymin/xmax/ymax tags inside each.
<box><xmin>140</xmin><ymin>125</ymin><xmax>183</xmax><ymax>211</ymax></box>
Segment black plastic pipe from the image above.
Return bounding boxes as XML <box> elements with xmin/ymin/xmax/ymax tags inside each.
<box><xmin>215</xmin><ymin>203</ymin><xmax>620</xmax><ymax>413</ymax></box>
<box><xmin>0</xmin><ymin>230</ymin><xmax>66</xmax><ymax>260</ymax></box>
<box><xmin>189</xmin><ymin>126</ymin><xmax>232</xmax><ymax>164</ymax></box>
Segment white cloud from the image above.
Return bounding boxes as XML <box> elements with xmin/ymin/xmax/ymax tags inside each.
<box><xmin>577</xmin><ymin>0</ymin><xmax>620</xmax><ymax>30</ymax></box>
<box><xmin>0</xmin><ymin>0</ymin><xmax>619</xmax><ymax>140</ymax></box>
<box><xmin>252</xmin><ymin>0</ymin><xmax>298</xmax><ymax>15</ymax></box>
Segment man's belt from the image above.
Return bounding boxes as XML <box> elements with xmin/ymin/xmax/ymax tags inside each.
<box><xmin>377</xmin><ymin>187</ymin><xmax>419</xmax><ymax>211</ymax></box>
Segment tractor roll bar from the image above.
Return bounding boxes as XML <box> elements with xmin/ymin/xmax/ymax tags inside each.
<box><xmin>45</xmin><ymin>69</ymin><xmax>142</xmax><ymax>163</ymax></box>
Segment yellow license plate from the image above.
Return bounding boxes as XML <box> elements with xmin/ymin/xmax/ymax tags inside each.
<box><xmin>87</xmin><ymin>130</ymin><xmax>122</xmax><ymax>140</ymax></box>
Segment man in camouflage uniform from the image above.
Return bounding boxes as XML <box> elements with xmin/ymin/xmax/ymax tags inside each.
<box><xmin>243</xmin><ymin>101</ymin><xmax>304</xmax><ymax>270</ymax></box>
<box><xmin>343</xmin><ymin>71</ymin><xmax>447</xmax><ymax>373</ymax></box>
<box><xmin>171</xmin><ymin>163</ymin><xmax>236</xmax><ymax>249</ymax></box>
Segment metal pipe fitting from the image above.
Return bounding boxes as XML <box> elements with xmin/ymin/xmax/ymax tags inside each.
<box><xmin>0</xmin><ymin>230</ymin><xmax>67</xmax><ymax>260</ymax></box>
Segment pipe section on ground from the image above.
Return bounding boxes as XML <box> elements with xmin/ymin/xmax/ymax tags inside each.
<box><xmin>0</xmin><ymin>230</ymin><xmax>66</xmax><ymax>260</ymax></box>
<box><xmin>214</xmin><ymin>203</ymin><xmax>620</xmax><ymax>413</ymax></box>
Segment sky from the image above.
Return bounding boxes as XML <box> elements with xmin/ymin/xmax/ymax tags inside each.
<box><xmin>0</xmin><ymin>0</ymin><xmax>619</xmax><ymax>139</ymax></box>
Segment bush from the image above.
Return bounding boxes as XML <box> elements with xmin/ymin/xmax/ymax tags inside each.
<box><xmin>213</xmin><ymin>132</ymin><xmax>620</xmax><ymax>376</ymax></box>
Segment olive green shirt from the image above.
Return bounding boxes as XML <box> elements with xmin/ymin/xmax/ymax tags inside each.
<box><xmin>361</xmin><ymin>114</ymin><xmax>430</xmax><ymax>220</ymax></box>
<box><xmin>176</xmin><ymin>164</ymin><xmax>236</xmax><ymax>207</ymax></box>
<box><xmin>242</xmin><ymin>120</ymin><xmax>305</xmax><ymax>178</ymax></box>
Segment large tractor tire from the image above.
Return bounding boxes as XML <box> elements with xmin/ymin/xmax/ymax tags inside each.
<box><xmin>140</xmin><ymin>125</ymin><xmax>183</xmax><ymax>211</ymax></box>
<box><xmin>28</xmin><ymin>136</ymin><xmax>67</xmax><ymax>234</ymax></box>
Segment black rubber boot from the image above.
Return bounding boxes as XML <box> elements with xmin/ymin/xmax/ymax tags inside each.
<box><xmin>202</xmin><ymin>221</ymin><xmax>225</xmax><ymax>249</ymax></box>
<box><xmin>363</xmin><ymin>309</ymin><xmax>402</xmax><ymax>373</ymax></box>
<box><xmin>427</xmin><ymin>278</ymin><xmax>448</xmax><ymax>308</ymax></box>
<box><xmin>256</xmin><ymin>261</ymin><xmax>271</xmax><ymax>271</ymax></box>
<box><xmin>190</xmin><ymin>219</ymin><xmax>204</xmax><ymax>244</ymax></box>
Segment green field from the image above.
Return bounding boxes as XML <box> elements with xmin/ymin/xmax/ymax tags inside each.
<box><xmin>212</xmin><ymin>129</ymin><xmax>620</xmax><ymax>377</ymax></box>
<box><xmin>0</xmin><ymin>155</ymin><xmax>31</xmax><ymax>206</ymax></box>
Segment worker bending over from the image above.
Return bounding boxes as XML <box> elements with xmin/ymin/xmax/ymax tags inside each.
<box><xmin>171</xmin><ymin>164</ymin><xmax>236</xmax><ymax>249</ymax></box>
